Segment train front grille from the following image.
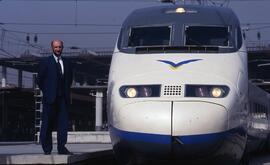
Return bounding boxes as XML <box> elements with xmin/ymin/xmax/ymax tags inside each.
<box><xmin>163</xmin><ymin>85</ymin><xmax>182</xmax><ymax>96</ymax></box>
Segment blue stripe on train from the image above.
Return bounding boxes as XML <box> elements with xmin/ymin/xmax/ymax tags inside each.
<box><xmin>177</xmin><ymin>132</ymin><xmax>228</xmax><ymax>144</ymax></box>
<box><xmin>110</xmin><ymin>126</ymin><xmax>171</xmax><ymax>144</ymax></box>
<box><xmin>109</xmin><ymin>126</ymin><xmax>245</xmax><ymax>145</ymax></box>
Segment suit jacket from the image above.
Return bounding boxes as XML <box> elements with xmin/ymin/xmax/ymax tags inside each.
<box><xmin>37</xmin><ymin>55</ymin><xmax>73</xmax><ymax>104</ymax></box>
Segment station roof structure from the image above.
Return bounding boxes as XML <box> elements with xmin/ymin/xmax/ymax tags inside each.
<box><xmin>0</xmin><ymin>50</ymin><xmax>113</xmax><ymax>86</ymax></box>
<box><xmin>248</xmin><ymin>49</ymin><xmax>270</xmax><ymax>93</ymax></box>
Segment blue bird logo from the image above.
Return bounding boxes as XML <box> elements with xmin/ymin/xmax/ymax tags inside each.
<box><xmin>157</xmin><ymin>59</ymin><xmax>202</xmax><ymax>70</ymax></box>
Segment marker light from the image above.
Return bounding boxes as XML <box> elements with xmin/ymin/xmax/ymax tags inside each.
<box><xmin>185</xmin><ymin>85</ymin><xmax>229</xmax><ymax>98</ymax></box>
<box><xmin>140</xmin><ymin>87</ymin><xmax>152</xmax><ymax>97</ymax></box>
<box><xmin>175</xmin><ymin>8</ymin><xmax>185</xmax><ymax>13</ymax></box>
<box><xmin>120</xmin><ymin>85</ymin><xmax>161</xmax><ymax>98</ymax></box>
<box><xmin>166</xmin><ymin>7</ymin><xmax>197</xmax><ymax>14</ymax></box>
<box><xmin>195</xmin><ymin>86</ymin><xmax>209</xmax><ymax>97</ymax></box>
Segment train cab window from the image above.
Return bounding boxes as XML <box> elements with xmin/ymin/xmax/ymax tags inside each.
<box><xmin>185</xmin><ymin>26</ymin><xmax>230</xmax><ymax>47</ymax></box>
<box><xmin>128</xmin><ymin>26</ymin><xmax>171</xmax><ymax>47</ymax></box>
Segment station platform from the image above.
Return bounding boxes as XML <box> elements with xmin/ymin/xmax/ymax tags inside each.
<box><xmin>1</xmin><ymin>141</ymin><xmax>270</xmax><ymax>164</ymax></box>
<box><xmin>0</xmin><ymin>142</ymin><xmax>113</xmax><ymax>164</ymax></box>
<box><xmin>249</xmin><ymin>152</ymin><xmax>270</xmax><ymax>165</ymax></box>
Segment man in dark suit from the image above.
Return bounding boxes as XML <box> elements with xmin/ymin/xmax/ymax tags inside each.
<box><xmin>37</xmin><ymin>39</ymin><xmax>73</xmax><ymax>155</ymax></box>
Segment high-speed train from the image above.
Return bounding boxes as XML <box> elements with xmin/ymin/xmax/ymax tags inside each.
<box><xmin>107</xmin><ymin>4</ymin><xmax>270</xmax><ymax>165</ymax></box>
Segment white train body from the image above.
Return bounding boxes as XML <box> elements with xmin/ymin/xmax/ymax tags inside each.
<box><xmin>107</xmin><ymin>4</ymin><xmax>270</xmax><ymax>164</ymax></box>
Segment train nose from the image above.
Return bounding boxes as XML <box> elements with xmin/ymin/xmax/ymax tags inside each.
<box><xmin>172</xmin><ymin>101</ymin><xmax>228</xmax><ymax>138</ymax></box>
<box><xmin>115</xmin><ymin>100</ymin><xmax>227</xmax><ymax>141</ymax></box>
<box><xmin>112</xmin><ymin>100</ymin><xmax>228</xmax><ymax>156</ymax></box>
<box><xmin>171</xmin><ymin>101</ymin><xmax>228</xmax><ymax>156</ymax></box>
<box><xmin>116</xmin><ymin>101</ymin><xmax>172</xmax><ymax>136</ymax></box>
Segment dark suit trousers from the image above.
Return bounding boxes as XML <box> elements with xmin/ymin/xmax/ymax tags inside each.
<box><xmin>40</xmin><ymin>97</ymin><xmax>68</xmax><ymax>153</ymax></box>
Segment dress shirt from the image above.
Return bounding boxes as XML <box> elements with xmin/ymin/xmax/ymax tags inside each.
<box><xmin>53</xmin><ymin>54</ymin><xmax>64</xmax><ymax>74</ymax></box>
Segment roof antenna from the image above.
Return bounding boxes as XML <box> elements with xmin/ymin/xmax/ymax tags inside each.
<box><xmin>160</xmin><ymin>0</ymin><xmax>176</xmax><ymax>5</ymax></box>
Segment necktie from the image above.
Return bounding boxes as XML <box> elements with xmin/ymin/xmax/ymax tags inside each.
<box><xmin>57</xmin><ymin>57</ymin><xmax>62</xmax><ymax>75</ymax></box>
<box><xmin>57</xmin><ymin>57</ymin><xmax>64</xmax><ymax>97</ymax></box>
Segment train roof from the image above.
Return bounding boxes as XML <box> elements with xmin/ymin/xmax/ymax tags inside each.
<box><xmin>122</xmin><ymin>5</ymin><xmax>240</xmax><ymax>27</ymax></box>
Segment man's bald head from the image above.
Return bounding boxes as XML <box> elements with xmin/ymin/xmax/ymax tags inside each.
<box><xmin>51</xmin><ymin>39</ymin><xmax>64</xmax><ymax>57</ymax></box>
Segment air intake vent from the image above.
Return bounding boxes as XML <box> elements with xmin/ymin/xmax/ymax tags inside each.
<box><xmin>163</xmin><ymin>85</ymin><xmax>182</xmax><ymax>96</ymax></box>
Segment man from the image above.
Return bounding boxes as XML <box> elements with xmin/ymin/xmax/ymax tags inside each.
<box><xmin>37</xmin><ymin>39</ymin><xmax>73</xmax><ymax>155</ymax></box>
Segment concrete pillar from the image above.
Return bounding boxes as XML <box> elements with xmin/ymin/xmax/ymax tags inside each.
<box><xmin>1</xmin><ymin>66</ymin><xmax>6</xmax><ymax>88</ymax></box>
<box><xmin>72</xmin><ymin>69</ymin><xmax>76</xmax><ymax>86</ymax></box>
<box><xmin>95</xmin><ymin>90</ymin><xmax>103</xmax><ymax>131</ymax></box>
<box><xmin>1</xmin><ymin>29</ymin><xmax>5</xmax><ymax>49</ymax></box>
<box><xmin>32</xmin><ymin>73</ymin><xmax>37</xmax><ymax>89</ymax></box>
<box><xmin>18</xmin><ymin>70</ymin><xmax>22</xmax><ymax>88</ymax></box>
<box><xmin>1</xmin><ymin>90</ymin><xmax>8</xmax><ymax>140</ymax></box>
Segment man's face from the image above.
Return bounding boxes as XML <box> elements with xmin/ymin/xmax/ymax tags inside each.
<box><xmin>52</xmin><ymin>41</ymin><xmax>63</xmax><ymax>57</ymax></box>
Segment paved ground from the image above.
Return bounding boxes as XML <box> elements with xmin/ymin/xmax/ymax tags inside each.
<box><xmin>0</xmin><ymin>142</ymin><xmax>113</xmax><ymax>164</ymax></box>
<box><xmin>1</xmin><ymin>142</ymin><xmax>270</xmax><ymax>165</ymax></box>
<box><xmin>249</xmin><ymin>152</ymin><xmax>270</xmax><ymax>165</ymax></box>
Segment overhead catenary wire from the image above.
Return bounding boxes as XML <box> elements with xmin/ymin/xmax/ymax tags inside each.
<box><xmin>1</xmin><ymin>25</ymin><xmax>117</xmax><ymax>58</ymax></box>
<box><xmin>1</xmin><ymin>0</ymin><xmax>270</xmax><ymax>1</ymax></box>
<box><xmin>0</xmin><ymin>22</ymin><xmax>121</xmax><ymax>27</ymax></box>
<box><xmin>1</xmin><ymin>26</ymin><xmax>46</xmax><ymax>56</ymax></box>
<box><xmin>3</xmin><ymin>24</ymin><xmax>270</xmax><ymax>36</ymax></box>
<box><xmin>1</xmin><ymin>0</ymin><xmax>269</xmax><ymax>33</ymax></box>
<box><xmin>2</xmin><ymin>21</ymin><xmax>270</xmax><ymax>27</ymax></box>
<box><xmin>0</xmin><ymin>0</ymin><xmax>269</xmax><ymax>58</ymax></box>
<box><xmin>0</xmin><ymin>48</ymin><xmax>17</xmax><ymax>58</ymax></box>
<box><xmin>4</xmin><ymin>29</ymin><xmax>119</xmax><ymax>35</ymax></box>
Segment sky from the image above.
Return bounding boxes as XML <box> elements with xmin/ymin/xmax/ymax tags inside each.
<box><xmin>0</xmin><ymin>0</ymin><xmax>270</xmax><ymax>57</ymax></box>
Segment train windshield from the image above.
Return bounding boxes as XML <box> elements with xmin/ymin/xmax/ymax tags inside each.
<box><xmin>128</xmin><ymin>26</ymin><xmax>171</xmax><ymax>47</ymax></box>
<box><xmin>185</xmin><ymin>26</ymin><xmax>230</xmax><ymax>47</ymax></box>
<box><xmin>119</xmin><ymin>25</ymin><xmax>240</xmax><ymax>53</ymax></box>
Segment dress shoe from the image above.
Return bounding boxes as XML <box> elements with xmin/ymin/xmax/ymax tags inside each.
<box><xmin>44</xmin><ymin>151</ymin><xmax>51</xmax><ymax>155</ymax></box>
<box><xmin>58</xmin><ymin>148</ymin><xmax>73</xmax><ymax>155</ymax></box>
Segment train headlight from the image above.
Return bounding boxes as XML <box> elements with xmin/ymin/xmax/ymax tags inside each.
<box><xmin>125</xmin><ymin>88</ymin><xmax>138</xmax><ymax>98</ymax></box>
<box><xmin>185</xmin><ymin>85</ymin><xmax>229</xmax><ymax>98</ymax></box>
<box><xmin>210</xmin><ymin>87</ymin><xmax>224</xmax><ymax>98</ymax></box>
<box><xmin>120</xmin><ymin>85</ymin><xmax>161</xmax><ymax>98</ymax></box>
